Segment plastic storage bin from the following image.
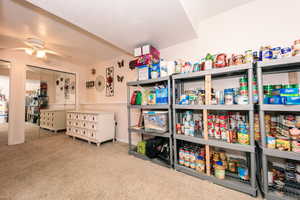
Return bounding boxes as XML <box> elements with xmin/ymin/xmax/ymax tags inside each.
<box><xmin>143</xmin><ymin>111</ymin><xmax>169</xmax><ymax>133</ymax></box>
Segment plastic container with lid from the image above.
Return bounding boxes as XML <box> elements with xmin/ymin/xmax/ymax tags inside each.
<box><xmin>143</xmin><ymin>111</ymin><xmax>169</xmax><ymax>133</ymax></box>
<box><xmin>224</xmin><ymin>88</ymin><xmax>234</xmax><ymax>105</ymax></box>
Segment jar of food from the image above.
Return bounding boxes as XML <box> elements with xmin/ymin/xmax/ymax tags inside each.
<box><xmin>228</xmin><ymin>160</ymin><xmax>237</xmax><ymax>173</ymax></box>
<box><xmin>224</xmin><ymin>88</ymin><xmax>234</xmax><ymax>105</ymax></box>
<box><xmin>215</xmin><ymin>161</ymin><xmax>226</xmax><ymax>179</ymax></box>
<box><xmin>196</xmin><ymin>156</ymin><xmax>205</xmax><ymax>173</ymax></box>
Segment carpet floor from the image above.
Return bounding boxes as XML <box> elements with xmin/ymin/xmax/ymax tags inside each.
<box><xmin>0</xmin><ymin>132</ymin><xmax>259</xmax><ymax>200</ymax></box>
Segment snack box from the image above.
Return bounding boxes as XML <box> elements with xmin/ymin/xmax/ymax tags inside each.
<box><xmin>280</xmin><ymin>88</ymin><xmax>300</xmax><ymax>97</ymax></box>
<box><xmin>134</xmin><ymin>47</ymin><xmax>142</xmax><ymax>57</ymax></box>
<box><xmin>138</xmin><ymin>65</ymin><xmax>150</xmax><ymax>81</ymax></box>
<box><xmin>142</xmin><ymin>45</ymin><xmax>160</xmax><ymax>59</ymax></box>
<box><xmin>283</xmin><ymin>96</ymin><xmax>300</xmax><ymax>105</ymax></box>
<box><xmin>136</xmin><ymin>54</ymin><xmax>160</xmax><ymax>67</ymax></box>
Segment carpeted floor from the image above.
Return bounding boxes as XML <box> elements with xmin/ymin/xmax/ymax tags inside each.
<box><xmin>0</xmin><ymin>131</ymin><xmax>259</xmax><ymax>200</ymax></box>
<box><xmin>0</xmin><ymin>123</ymin><xmax>54</xmax><ymax>146</ymax></box>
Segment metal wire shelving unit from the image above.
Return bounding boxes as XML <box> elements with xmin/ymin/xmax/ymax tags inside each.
<box><xmin>127</xmin><ymin>76</ymin><xmax>173</xmax><ymax>168</ymax></box>
<box><xmin>172</xmin><ymin>63</ymin><xmax>257</xmax><ymax>196</ymax></box>
<box><xmin>257</xmin><ymin>56</ymin><xmax>300</xmax><ymax>200</ymax></box>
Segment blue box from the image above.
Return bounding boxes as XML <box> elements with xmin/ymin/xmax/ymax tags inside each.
<box><xmin>283</xmin><ymin>96</ymin><xmax>300</xmax><ymax>105</ymax></box>
<box><xmin>280</xmin><ymin>88</ymin><xmax>300</xmax><ymax>97</ymax></box>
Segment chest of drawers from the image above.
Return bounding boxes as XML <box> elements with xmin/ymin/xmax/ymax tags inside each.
<box><xmin>66</xmin><ymin>110</ymin><xmax>115</xmax><ymax>146</ymax></box>
<box><xmin>40</xmin><ymin>109</ymin><xmax>66</xmax><ymax>132</ymax></box>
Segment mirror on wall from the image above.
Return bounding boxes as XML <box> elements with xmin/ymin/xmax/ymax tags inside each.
<box><xmin>0</xmin><ymin>61</ymin><xmax>10</xmax><ymax>145</ymax></box>
<box><xmin>25</xmin><ymin>66</ymin><xmax>76</xmax><ymax>141</ymax></box>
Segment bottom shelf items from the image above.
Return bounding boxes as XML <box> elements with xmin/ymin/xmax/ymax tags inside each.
<box><xmin>129</xmin><ymin>150</ymin><xmax>171</xmax><ymax>168</ymax></box>
<box><xmin>175</xmin><ymin>140</ymin><xmax>256</xmax><ymax>196</ymax></box>
<box><xmin>266</xmin><ymin>157</ymin><xmax>300</xmax><ymax>200</ymax></box>
<box><xmin>129</xmin><ymin>137</ymin><xmax>172</xmax><ymax>168</ymax></box>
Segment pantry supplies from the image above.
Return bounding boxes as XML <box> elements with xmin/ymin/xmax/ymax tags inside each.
<box><xmin>176</xmin><ymin>111</ymin><xmax>203</xmax><ymax>137</ymax></box>
<box><xmin>215</xmin><ymin>54</ymin><xmax>227</xmax><ymax>68</ymax></box>
<box><xmin>215</xmin><ymin>161</ymin><xmax>226</xmax><ymax>179</ymax></box>
<box><xmin>237</xmin><ymin>159</ymin><xmax>250</xmax><ymax>181</ymax></box>
<box><xmin>137</xmin><ymin>141</ymin><xmax>146</xmax><ymax>155</ymax></box>
<box><xmin>263</xmin><ymin>84</ymin><xmax>300</xmax><ymax>105</ymax></box>
<box><xmin>265</xmin><ymin>113</ymin><xmax>300</xmax><ymax>152</ymax></box>
<box><xmin>207</xmin><ymin>112</ymin><xmax>249</xmax><ymax>144</ymax></box>
<box><xmin>179</xmin><ymin>144</ymin><xmax>206</xmax><ymax>173</ymax></box>
<box><xmin>292</xmin><ymin>39</ymin><xmax>300</xmax><ymax>56</ymax></box>
<box><xmin>224</xmin><ymin>89</ymin><xmax>234</xmax><ymax>105</ymax></box>
<box><xmin>143</xmin><ymin>111</ymin><xmax>169</xmax><ymax>133</ymax></box>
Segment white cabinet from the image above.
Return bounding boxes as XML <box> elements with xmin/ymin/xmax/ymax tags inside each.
<box><xmin>40</xmin><ymin>109</ymin><xmax>66</xmax><ymax>132</ymax></box>
<box><xmin>66</xmin><ymin>110</ymin><xmax>115</xmax><ymax>146</ymax></box>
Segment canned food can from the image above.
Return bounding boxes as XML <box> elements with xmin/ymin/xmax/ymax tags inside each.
<box><xmin>179</xmin><ymin>159</ymin><xmax>184</xmax><ymax>165</ymax></box>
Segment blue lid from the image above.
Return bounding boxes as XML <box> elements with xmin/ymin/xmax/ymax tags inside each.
<box><xmin>216</xmin><ymin>161</ymin><xmax>223</xmax><ymax>166</ymax></box>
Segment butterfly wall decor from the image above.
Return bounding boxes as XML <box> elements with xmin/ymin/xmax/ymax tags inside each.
<box><xmin>118</xmin><ymin>60</ymin><xmax>124</xmax><ymax>68</ymax></box>
<box><xmin>117</xmin><ymin>75</ymin><xmax>124</xmax><ymax>82</ymax></box>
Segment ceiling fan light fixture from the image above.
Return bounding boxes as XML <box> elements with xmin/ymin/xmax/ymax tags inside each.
<box><xmin>25</xmin><ymin>48</ymin><xmax>34</xmax><ymax>55</ymax></box>
<box><xmin>36</xmin><ymin>50</ymin><xmax>46</xmax><ymax>58</ymax></box>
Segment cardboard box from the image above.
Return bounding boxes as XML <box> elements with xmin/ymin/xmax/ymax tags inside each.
<box><xmin>134</xmin><ymin>47</ymin><xmax>142</xmax><ymax>57</ymax></box>
<box><xmin>142</xmin><ymin>45</ymin><xmax>160</xmax><ymax>59</ymax></box>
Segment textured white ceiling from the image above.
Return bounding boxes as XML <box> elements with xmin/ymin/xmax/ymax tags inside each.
<box><xmin>1</xmin><ymin>0</ymin><xmax>255</xmax><ymax>66</ymax></box>
<box><xmin>0</xmin><ymin>0</ymin><xmax>127</xmax><ymax>66</ymax></box>
<box><xmin>180</xmin><ymin>0</ymin><xmax>254</xmax><ymax>32</ymax></box>
<box><xmin>24</xmin><ymin>0</ymin><xmax>199</xmax><ymax>51</ymax></box>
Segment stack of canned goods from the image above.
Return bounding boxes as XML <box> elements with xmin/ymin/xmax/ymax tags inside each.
<box><xmin>176</xmin><ymin>111</ymin><xmax>203</xmax><ymax>137</ymax></box>
<box><xmin>211</xmin><ymin>150</ymin><xmax>250</xmax><ymax>181</ymax></box>
<box><xmin>266</xmin><ymin>113</ymin><xmax>300</xmax><ymax>152</ymax></box>
<box><xmin>263</xmin><ymin>84</ymin><xmax>300</xmax><ymax>105</ymax></box>
<box><xmin>208</xmin><ymin>112</ymin><xmax>250</xmax><ymax>145</ymax></box>
<box><xmin>178</xmin><ymin>143</ymin><xmax>206</xmax><ymax>173</ymax></box>
<box><xmin>211</xmin><ymin>76</ymin><xmax>258</xmax><ymax>105</ymax></box>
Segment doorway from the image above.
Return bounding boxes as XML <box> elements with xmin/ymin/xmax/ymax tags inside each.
<box><xmin>0</xmin><ymin>61</ymin><xmax>10</xmax><ymax>145</ymax></box>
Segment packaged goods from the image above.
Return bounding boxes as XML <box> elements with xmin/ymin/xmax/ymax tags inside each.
<box><xmin>137</xmin><ymin>141</ymin><xmax>146</xmax><ymax>155</ymax></box>
<box><xmin>224</xmin><ymin>89</ymin><xmax>234</xmax><ymax>105</ymax></box>
<box><xmin>178</xmin><ymin>143</ymin><xmax>206</xmax><ymax>173</ymax></box>
<box><xmin>215</xmin><ymin>161</ymin><xmax>226</xmax><ymax>179</ymax></box>
<box><xmin>143</xmin><ymin>111</ymin><xmax>168</xmax><ymax>133</ymax></box>
<box><xmin>215</xmin><ymin>54</ymin><xmax>227</xmax><ymax>68</ymax></box>
<box><xmin>245</xmin><ymin>50</ymin><xmax>253</xmax><ymax>63</ymax></box>
<box><xmin>138</xmin><ymin>65</ymin><xmax>150</xmax><ymax>80</ymax></box>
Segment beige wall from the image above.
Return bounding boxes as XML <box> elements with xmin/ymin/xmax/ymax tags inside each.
<box><xmin>0</xmin><ymin>50</ymin><xmax>86</xmax><ymax>145</ymax></box>
<box><xmin>80</xmin><ymin>55</ymin><xmax>141</xmax><ymax>143</ymax></box>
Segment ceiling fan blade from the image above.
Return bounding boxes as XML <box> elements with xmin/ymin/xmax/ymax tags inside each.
<box><xmin>43</xmin><ymin>49</ymin><xmax>61</xmax><ymax>56</ymax></box>
<box><xmin>12</xmin><ymin>47</ymin><xmax>30</xmax><ymax>51</ymax></box>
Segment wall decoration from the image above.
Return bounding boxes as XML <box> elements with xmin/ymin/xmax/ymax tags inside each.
<box><xmin>91</xmin><ymin>68</ymin><xmax>96</xmax><ymax>75</ymax></box>
<box><xmin>129</xmin><ymin>59</ymin><xmax>137</xmax><ymax>70</ymax></box>
<box><xmin>95</xmin><ymin>75</ymin><xmax>105</xmax><ymax>92</ymax></box>
<box><xmin>118</xmin><ymin>60</ymin><xmax>124</xmax><ymax>68</ymax></box>
<box><xmin>117</xmin><ymin>75</ymin><xmax>124</xmax><ymax>83</ymax></box>
<box><xmin>86</xmin><ymin>81</ymin><xmax>95</xmax><ymax>88</ymax></box>
<box><xmin>70</xmin><ymin>81</ymin><xmax>76</xmax><ymax>94</ymax></box>
<box><xmin>64</xmin><ymin>78</ymin><xmax>70</xmax><ymax>99</ymax></box>
<box><xmin>106</xmin><ymin>67</ymin><xmax>114</xmax><ymax>97</ymax></box>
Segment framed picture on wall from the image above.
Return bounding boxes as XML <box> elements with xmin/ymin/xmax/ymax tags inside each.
<box><xmin>106</xmin><ymin>67</ymin><xmax>114</xmax><ymax>97</ymax></box>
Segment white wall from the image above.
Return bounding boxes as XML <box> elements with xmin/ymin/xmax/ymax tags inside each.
<box><xmin>160</xmin><ymin>0</ymin><xmax>300</xmax><ymax>61</ymax></box>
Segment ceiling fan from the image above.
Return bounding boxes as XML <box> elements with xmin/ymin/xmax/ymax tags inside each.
<box><xmin>5</xmin><ymin>37</ymin><xmax>63</xmax><ymax>59</ymax></box>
